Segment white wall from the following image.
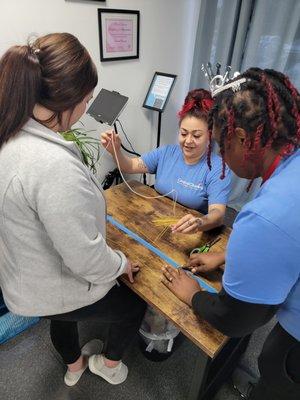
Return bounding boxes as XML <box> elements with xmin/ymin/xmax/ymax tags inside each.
<box><xmin>0</xmin><ymin>0</ymin><xmax>201</xmax><ymax>182</ymax></box>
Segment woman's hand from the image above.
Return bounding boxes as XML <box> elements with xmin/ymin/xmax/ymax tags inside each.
<box><xmin>172</xmin><ymin>205</ymin><xmax>225</xmax><ymax>234</ymax></box>
<box><xmin>171</xmin><ymin>214</ymin><xmax>203</xmax><ymax>234</ymax></box>
<box><xmin>188</xmin><ymin>252</ymin><xmax>225</xmax><ymax>274</ymax></box>
<box><xmin>161</xmin><ymin>265</ymin><xmax>201</xmax><ymax>306</ymax></box>
<box><xmin>123</xmin><ymin>259</ymin><xmax>140</xmax><ymax>283</ymax></box>
<box><xmin>100</xmin><ymin>131</ymin><xmax>122</xmax><ymax>155</ymax></box>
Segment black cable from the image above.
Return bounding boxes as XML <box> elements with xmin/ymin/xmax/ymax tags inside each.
<box><xmin>113</xmin><ymin>122</ymin><xmax>140</xmax><ymax>156</ymax></box>
<box><xmin>101</xmin><ymin>121</ymin><xmax>142</xmax><ymax>189</ymax></box>
<box><xmin>102</xmin><ymin>168</ymin><xmax>124</xmax><ymax>189</ymax></box>
<box><xmin>113</xmin><ymin>122</ymin><xmax>147</xmax><ymax>185</ymax></box>
<box><xmin>120</xmin><ymin>144</ymin><xmax>140</xmax><ymax>156</ymax></box>
<box><xmin>116</xmin><ymin>119</ymin><xmax>137</xmax><ymax>154</ymax></box>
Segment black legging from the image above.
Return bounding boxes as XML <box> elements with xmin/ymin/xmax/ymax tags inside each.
<box><xmin>193</xmin><ymin>290</ymin><xmax>300</xmax><ymax>399</ymax></box>
<box><xmin>45</xmin><ymin>283</ymin><xmax>146</xmax><ymax>364</ymax></box>
<box><xmin>250</xmin><ymin>323</ymin><xmax>300</xmax><ymax>400</ymax></box>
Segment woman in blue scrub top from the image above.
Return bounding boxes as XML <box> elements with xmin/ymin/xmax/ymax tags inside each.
<box><xmin>101</xmin><ymin>89</ymin><xmax>232</xmax><ymax>232</ymax></box>
<box><xmin>162</xmin><ymin>68</ymin><xmax>300</xmax><ymax>400</ymax></box>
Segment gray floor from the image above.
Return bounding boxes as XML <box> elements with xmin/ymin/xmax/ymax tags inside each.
<box><xmin>0</xmin><ymin>318</ymin><xmax>275</xmax><ymax>400</ymax></box>
<box><xmin>0</xmin><ymin>208</ymin><xmax>275</xmax><ymax>400</ymax></box>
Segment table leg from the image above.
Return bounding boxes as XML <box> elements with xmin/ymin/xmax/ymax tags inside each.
<box><xmin>187</xmin><ymin>335</ymin><xmax>251</xmax><ymax>400</ymax></box>
<box><xmin>188</xmin><ymin>350</ymin><xmax>211</xmax><ymax>400</ymax></box>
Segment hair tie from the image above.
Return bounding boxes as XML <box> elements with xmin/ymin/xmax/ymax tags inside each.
<box><xmin>28</xmin><ymin>44</ymin><xmax>41</xmax><ymax>58</ymax></box>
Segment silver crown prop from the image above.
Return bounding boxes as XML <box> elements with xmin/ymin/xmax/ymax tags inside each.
<box><xmin>202</xmin><ymin>63</ymin><xmax>248</xmax><ymax>97</ymax></box>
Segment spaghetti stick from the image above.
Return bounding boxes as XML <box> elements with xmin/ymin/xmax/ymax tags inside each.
<box><xmin>153</xmin><ymin>225</ymin><xmax>170</xmax><ymax>244</ymax></box>
<box><xmin>152</xmin><ymin>218</ymin><xmax>178</xmax><ymax>225</ymax></box>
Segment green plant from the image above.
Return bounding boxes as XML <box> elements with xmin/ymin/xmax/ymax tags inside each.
<box><xmin>60</xmin><ymin>128</ymin><xmax>101</xmax><ymax>174</ymax></box>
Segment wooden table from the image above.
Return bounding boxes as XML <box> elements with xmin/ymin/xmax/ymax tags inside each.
<box><xmin>105</xmin><ymin>181</ymin><xmax>249</xmax><ymax>400</ymax></box>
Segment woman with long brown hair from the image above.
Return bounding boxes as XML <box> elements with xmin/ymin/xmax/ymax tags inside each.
<box><xmin>0</xmin><ymin>33</ymin><xmax>145</xmax><ymax>386</ymax></box>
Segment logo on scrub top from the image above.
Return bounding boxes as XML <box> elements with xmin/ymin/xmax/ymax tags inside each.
<box><xmin>177</xmin><ymin>178</ymin><xmax>204</xmax><ymax>191</ymax></box>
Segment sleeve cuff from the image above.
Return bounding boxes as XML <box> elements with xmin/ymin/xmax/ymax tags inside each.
<box><xmin>114</xmin><ymin>250</ymin><xmax>127</xmax><ymax>276</ymax></box>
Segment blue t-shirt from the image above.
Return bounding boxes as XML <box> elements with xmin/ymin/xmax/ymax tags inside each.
<box><xmin>223</xmin><ymin>150</ymin><xmax>300</xmax><ymax>340</ymax></box>
<box><xmin>141</xmin><ymin>144</ymin><xmax>232</xmax><ymax>212</ymax></box>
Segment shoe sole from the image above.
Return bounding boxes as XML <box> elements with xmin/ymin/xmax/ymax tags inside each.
<box><xmin>64</xmin><ymin>365</ymin><xmax>88</xmax><ymax>387</ymax></box>
<box><xmin>88</xmin><ymin>355</ymin><xmax>127</xmax><ymax>385</ymax></box>
<box><xmin>64</xmin><ymin>376</ymin><xmax>81</xmax><ymax>387</ymax></box>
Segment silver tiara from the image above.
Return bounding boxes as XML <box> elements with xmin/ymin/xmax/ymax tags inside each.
<box><xmin>201</xmin><ymin>62</ymin><xmax>248</xmax><ymax>97</ymax></box>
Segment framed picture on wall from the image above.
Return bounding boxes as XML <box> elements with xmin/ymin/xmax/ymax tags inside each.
<box><xmin>98</xmin><ymin>9</ymin><xmax>140</xmax><ymax>62</ymax></box>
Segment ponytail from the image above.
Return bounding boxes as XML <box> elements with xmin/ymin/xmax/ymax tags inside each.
<box><xmin>0</xmin><ymin>45</ymin><xmax>41</xmax><ymax>149</ymax></box>
<box><xmin>0</xmin><ymin>33</ymin><xmax>98</xmax><ymax>149</ymax></box>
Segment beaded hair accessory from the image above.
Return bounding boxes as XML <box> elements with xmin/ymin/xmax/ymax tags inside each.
<box><xmin>201</xmin><ymin>62</ymin><xmax>248</xmax><ymax>97</ymax></box>
<box><xmin>28</xmin><ymin>44</ymin><xmax>40</xmax><ymax>55</ymax></box>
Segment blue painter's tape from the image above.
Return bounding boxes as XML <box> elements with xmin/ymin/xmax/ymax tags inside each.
<box><xmin>107</xmin><ymin>215</ymin><xmax>217</xmax><ymax>294</ymax></box>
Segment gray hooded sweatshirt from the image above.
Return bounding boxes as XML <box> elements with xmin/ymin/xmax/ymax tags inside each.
<box><xmin>0</xmin><ymin>119</ymin><xmax>127</xmax><ymax>316</ymax></box>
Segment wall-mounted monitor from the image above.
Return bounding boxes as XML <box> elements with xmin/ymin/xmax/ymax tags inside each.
<box><xmin>143</xmin><ymin>72</ymin><xmax>177</xmax><ymax>112</ymax></box>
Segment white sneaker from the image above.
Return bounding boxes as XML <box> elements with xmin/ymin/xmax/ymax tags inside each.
<box><xmin>88</xmin><ymin>354</ymin><xmax>128</xmax><ymax>385</ymax></box>
<box><xmin>64</xmin><ymin>339</ymin><xmax>103</xmax><ymax>386</ymax></box>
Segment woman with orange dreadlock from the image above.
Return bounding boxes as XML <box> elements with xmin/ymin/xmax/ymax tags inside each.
<box><xmin>101</xmin><ymin>88</ymin><xmax>232</xmax><ymax>232</ymax></box>
<box><xmin>162</xmin><ymin>68</ymin><xmax>300</xmax><ymax>400</ymax></box>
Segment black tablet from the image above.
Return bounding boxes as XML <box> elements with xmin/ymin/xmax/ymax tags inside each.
<box><xmin>87</xmin><ymin>88</ymin><xmax>129</xmax><ymax>125</ymax></box>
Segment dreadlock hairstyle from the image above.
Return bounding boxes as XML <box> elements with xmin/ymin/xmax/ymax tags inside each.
<box><xmin>208</xmin><ymin>68</ymin><xmax>300</xmax><ymax>182</ymax></box>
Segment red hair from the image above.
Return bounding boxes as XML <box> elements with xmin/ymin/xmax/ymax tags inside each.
<box><xmin>178</xmin><ymin>89</ymin><xmax>214</xmax><ymax>123</ymax></box>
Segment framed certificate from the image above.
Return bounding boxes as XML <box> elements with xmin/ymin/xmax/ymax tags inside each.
<box><xmin>98</xmin><ymin>9</ymin><xmax>140</xmax><ymax>62</ymax></box>
<box><xmin>143</xmin><ymin>72</ymin><xmax>177</xmax><ymax>112</ymax></box>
